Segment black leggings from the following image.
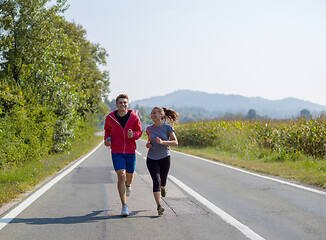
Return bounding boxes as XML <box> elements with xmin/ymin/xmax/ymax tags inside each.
<box><xmin>146</xmin><ymin>156</ymin><xmax>171</xmax><ymax>192</ymax></box>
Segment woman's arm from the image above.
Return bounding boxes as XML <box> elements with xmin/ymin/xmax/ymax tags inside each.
<box><xmin>155</xmin><ymin>131</ymin><xmax>178</xmax><ymax>146</ymax></box>
<box><xmin>146</xmin><ymin>130</ymin><xmax>152</xmax><ymax>148</ymax></box>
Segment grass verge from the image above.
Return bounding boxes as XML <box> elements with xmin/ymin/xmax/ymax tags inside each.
<box><xmin>0</xmin><ymin>133</ymin><xmax>103</xmax><ymax>207</ymax></box>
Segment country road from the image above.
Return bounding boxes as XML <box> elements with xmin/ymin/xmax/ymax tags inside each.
<box><xmin>1</xmin><ymin>140</ymin><xmax>326</xmax><ymax>240</ymax></box>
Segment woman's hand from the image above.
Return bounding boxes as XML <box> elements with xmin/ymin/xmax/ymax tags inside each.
<box><xmin>155</xmin><ymin>137</ymin><xmax>163</xmax><ymax>144</ymax></box>
<box><xmin>146</xmin><ymin>141</ymin><xmax>152</xmax><ymax>148</ymax></box>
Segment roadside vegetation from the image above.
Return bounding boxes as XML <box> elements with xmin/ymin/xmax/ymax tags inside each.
<box><xmin>0</xmin><ymin>129</ymin><xmax>103</xmax><ymax>206</ymax></box>
<box><xmin>0</xmin><ymin>0</ymin><xmax>109</xmax><ymax>207</ymax></box>
<box><xmin>173</xmin><ymin>117</ymin><xmax>326</xmax><ymax>189</ymax></box>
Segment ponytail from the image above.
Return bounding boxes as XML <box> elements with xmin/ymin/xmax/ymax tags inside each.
<box><xmin>151</xmin><ymin>107</ymin><xmax>178</xmax><ymax>124</ymax></box>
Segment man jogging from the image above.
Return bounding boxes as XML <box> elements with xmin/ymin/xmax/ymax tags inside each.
<box><xmin>104</xmin><ymin>94</ymin><xmax>142</xmax><ymax>216</ymax></box>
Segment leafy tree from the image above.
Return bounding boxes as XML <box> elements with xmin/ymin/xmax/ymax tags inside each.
<box><xmin>134</xmin><ymin>104</ymin><xmax>151</xmax><ymax>125</ymax></box>
<box><xmin>0</xmin><ymin>0</ymin><xmax>110</xmax><ymax>166</ymax></box>
<box><xmin>0</xmin><ymin>0</ymin><xmax>76</xmax><ymax>152</ymax></box>
<box><xmin>104</xmin><ymin>98</ymin><xmax>117</xmax><ymax>111</ymax></box>
<box><xmin>59</xmin><ymin>20</ymin><xmax>110</xmax><ymax>117</ymax></box>
<box><xmin>222</xmin><ymin>112</ymin><xmax>245</xmax><ymax>120</ymax></box>
<box><xmin>246</xmin><ymin>109</ymin><xmax>257</xmax><ymax>119</ymax></box>
<box><xmin>300</xmin><ymin>109</ymin><xmax>310</xmax><ymax>119</ymax></box>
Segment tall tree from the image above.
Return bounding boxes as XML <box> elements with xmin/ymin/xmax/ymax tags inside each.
<box><xmin>0</xmin><ymin>0</ymin><xmax>74</xmax><ymax>105</ymax></box>
<box><xmin>300</xmin><ymin>109</ymin><xmax>310</xmax><ymax>119</ymax></box>
<box><xmin>59</xmin><ymin>20</ymin><xmax>110</xmax><ymax>117</ymax></box>
<box><xmin>0</xmin><ymin>0</ymin><xmax>110</xmax><ymax>154</ymax></box>
<box><xmin>247</xmin><ymin>109</ymin><xmax>257</xmax><ymax>119</ymax></box>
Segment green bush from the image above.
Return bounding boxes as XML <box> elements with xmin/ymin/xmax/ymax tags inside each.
<box><xmin>175</xmin><ymin>121</ymin><xmax>219</xmax><ymax>147</ymax></box>
<box><xmin>0</xmin><ymin>105</ymin><xmax>55</xmax><ymax>168</ymax></box>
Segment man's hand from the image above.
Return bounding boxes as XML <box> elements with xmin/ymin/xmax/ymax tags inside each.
<box><xmin>127</xmin><ymin>129</ymin><xmax>133</xmax><ymax>138</ymax></box>
<box><xmin>104</xmin><ymin>138</ymin><xmax>111</xmax><ymax>147</ymax></box>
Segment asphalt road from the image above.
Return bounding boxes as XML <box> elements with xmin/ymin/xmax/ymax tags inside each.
<box><xmin>0</xmin><ymin>140</ymin><xmax>325</xmax><ymax>240</ymax></box>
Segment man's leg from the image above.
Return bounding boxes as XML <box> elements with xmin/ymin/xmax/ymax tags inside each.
<box><xmin>112</xmin><ymin>153</ymin><xmax>129</xmax><ymax>216</ymax></box>
<box><xmin>125</xmin><ymin>154</ymin><xmax>136</xmax><ymax>196</ymax></box>
<box><xmin>116</xmin><ymin>169</ymin><xmax>127</xmax><ymax>206</ymax></box>
<box><xmin>126</xmin><ymin>172</ymin><xmax>133</xmax><ymax>187</ymax></box>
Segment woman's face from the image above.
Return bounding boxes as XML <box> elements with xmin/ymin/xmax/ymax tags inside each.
<box><xmin>151</xmin><ymin>108</ymin><xmax>163</xmax><ymax>122</ymax></box>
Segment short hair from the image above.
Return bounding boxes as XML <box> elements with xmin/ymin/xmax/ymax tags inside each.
<box><xmin>116</xmin><ymin>94</ymin><xmax>129</xmax><ymax>105</ymax></box>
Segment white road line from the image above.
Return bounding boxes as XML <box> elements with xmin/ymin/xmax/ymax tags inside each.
<box><xmin>135</xmin><ymin>146</ymin><xmax>146</xmax><ymax>160</ymax></box>
<box><xmin>169</xmin><ymin>175</ymin><xmax>265</xmax><ymax>240</ymax></box>
<box><xmin>172</xmin><ymin>150</ymin><xmax>326</xmax><ymax>196</ymax></box>
<box><xmin>0</xmin><ymin>142</ymin><xmax>103</xmax><ymax>232</ymax></box>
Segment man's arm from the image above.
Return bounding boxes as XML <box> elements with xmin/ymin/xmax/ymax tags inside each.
<box><xmin>104</xmin><ymin>116</ymin><xmax>112</xmax><ymax>146</ymax></box>
<box><xmin>131</xmin><ymin>115</ymin><xmax>143</xmax><ymax>140</ymax></box>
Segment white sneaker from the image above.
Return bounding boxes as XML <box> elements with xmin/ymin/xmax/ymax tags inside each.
<box><xmin>126</xmin><ymin>186</ymin><xmax>132</xmax><ymax>197</ymax></box>
<box><xmin>121</xmin><ymin>204</ymin><xmax>129</xmax><ymax>217</ymax></box>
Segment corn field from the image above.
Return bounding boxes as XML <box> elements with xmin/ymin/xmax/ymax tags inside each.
<box><xmin>174</xmin><ymin>115</ymin><xmax>326</xmax><ymax>160</ymax></box>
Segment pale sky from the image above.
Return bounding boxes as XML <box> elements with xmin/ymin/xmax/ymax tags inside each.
<box><xmin>64</xmin><ymin>0</ymin><xmax>326</xmax><ymax>106</ymax></box>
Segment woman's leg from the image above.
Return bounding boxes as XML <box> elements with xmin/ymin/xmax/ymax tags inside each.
<box><xmin>146</xmin><ymin>158</ymin><xmax>161</xmax><ymax>206</ymax></box>
<box><xmin>160</xmin><ymin>156</ymin><xmax>171</xmax><ymax>189</ymax></box>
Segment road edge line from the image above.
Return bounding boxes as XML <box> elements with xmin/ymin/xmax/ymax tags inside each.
<box><xmin>169</xmin><ymin>175</ymin><xmax>265</xmax><ymax>240</ymax></box>
<box><xmin>0</xmin><ymin>142</ymin><xmax>103</xmax><ymax>231</ymax></box>
<box><xmin>171</xmin><ymin>149</ymin><xmax>326</xmax><ymax>196</ymax></box>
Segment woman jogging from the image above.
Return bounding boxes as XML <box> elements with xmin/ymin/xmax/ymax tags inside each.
<box><xmin>145</xmin><ymin>106</ymin><xmax>179</xmax><ymax>216</ymax></box>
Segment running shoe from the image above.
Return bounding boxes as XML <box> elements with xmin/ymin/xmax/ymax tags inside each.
<box><xmin>121</xmin><ymin>204</ymin><xmax>129</xmax><ymax>217</ymax></box>
<box><xmin>161</xmin><ymin>188</ymin><xmax>167</xmax><ymax>197</ymax></box>
<box><xmin>157</xmin><ymin>204</ymin><xmax>165</xmax><ymax>216</ymax></box>
<box><xmin>126</xmin><ymin>185</ymin><xmax>132</xmax><ymax>197</ymax></box>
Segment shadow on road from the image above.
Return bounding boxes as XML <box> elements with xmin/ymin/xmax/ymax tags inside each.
<box><xmin>1</xmin><ymin>210</ymin><xmax>158</xmax><ymax>225</ymax></box>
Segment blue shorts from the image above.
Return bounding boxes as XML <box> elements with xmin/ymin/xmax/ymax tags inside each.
<box><xmin>111</xmin><ymin>153</ymin><xmax>136</xmax><ymax>173</ymax></box>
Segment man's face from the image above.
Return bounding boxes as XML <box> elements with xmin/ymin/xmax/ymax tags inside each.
<box><xmin>116</xmin><ymin>98</ymin><xmax>129</xmax><ymax>111</ymax></box>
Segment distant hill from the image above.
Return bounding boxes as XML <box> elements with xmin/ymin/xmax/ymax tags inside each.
<box><xmin>131</xmin><ymin>90</ymin><xmax>326</xmax><ymax>119</ymax></box>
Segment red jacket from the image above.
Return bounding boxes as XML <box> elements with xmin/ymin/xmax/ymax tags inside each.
<box><xmin>104</xmin><ymin>110</ymin><xmax>142</xmax><ymax>154</ymax></box>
